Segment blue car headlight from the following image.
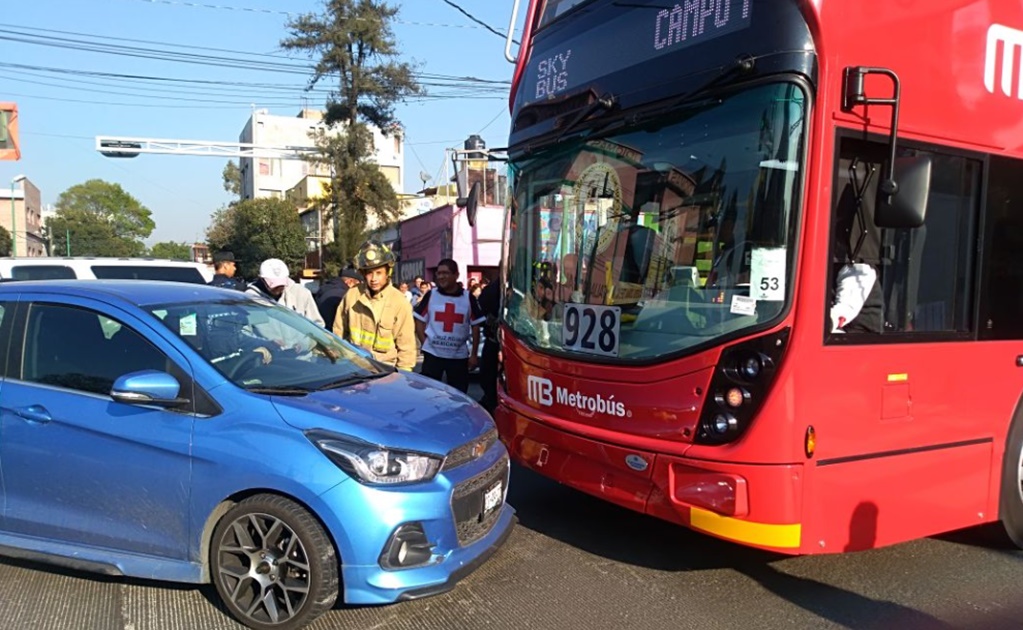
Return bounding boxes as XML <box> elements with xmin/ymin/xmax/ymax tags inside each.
<box><xmin>306</xmin><ymin>430</ymin><xmax>442</xmax><ymax>485</ymax></box>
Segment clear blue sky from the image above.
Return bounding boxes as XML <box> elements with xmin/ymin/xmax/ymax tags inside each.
<box><xmin>0</xmin><ymin>0</ymin><xmax>518</xmax><ymax>244</ymax></box>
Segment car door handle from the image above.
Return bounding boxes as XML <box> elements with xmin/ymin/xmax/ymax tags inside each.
<box><xmin>13</xmin><ymin>405</ymin><xmax>52</xmax><ymax>424</ymax></box>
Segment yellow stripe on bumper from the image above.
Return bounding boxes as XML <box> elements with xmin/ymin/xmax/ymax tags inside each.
<box><xmin>690</xmin><ymin>507</ymin><xmax>801</xmax><ymax>549</ymax></box>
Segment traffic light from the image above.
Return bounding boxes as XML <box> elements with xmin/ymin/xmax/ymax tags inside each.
<box><xmin>0</xmin><ymin>103</ymin><xmax>19</xmax><ymax>161</ymax></box>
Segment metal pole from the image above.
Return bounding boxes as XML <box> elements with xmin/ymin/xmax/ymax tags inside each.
<box><xmin>66</xmin><ymin>229</ymin><xmax>70</xmax><ymax>256</ymax></box>
<box><xmin>9</xmin><ymin>181</ymin><xmax>14</xmax><ymax>256</ymax></box>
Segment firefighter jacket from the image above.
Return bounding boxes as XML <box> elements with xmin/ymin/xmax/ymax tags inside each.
<box><xmin>334</xmin><ymin>283</ymin><xmax>416</xmax><ymax>371</ymax></box>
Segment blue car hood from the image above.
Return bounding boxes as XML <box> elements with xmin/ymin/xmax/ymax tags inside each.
<box><xmin>270</xmin><ymin>371</ymin><xmax>494</xmax><ymax>455</ymax></box>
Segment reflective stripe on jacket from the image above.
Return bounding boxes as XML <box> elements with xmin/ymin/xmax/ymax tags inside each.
<box><xmin>334</xmin><ymin>284</ymin><xmax>416</xmax><ymax>371</ymax></box>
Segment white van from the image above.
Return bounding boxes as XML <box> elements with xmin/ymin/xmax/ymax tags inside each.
<box><xmin>0</xmin><ymin>257</ymin><xmax>214</xmax><ymax>284</ymax></box>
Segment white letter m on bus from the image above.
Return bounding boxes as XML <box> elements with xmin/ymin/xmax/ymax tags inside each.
<box><xmin>527</xmin><ymin>375</ymin><xmax>553</xmax><ymax>406</ymax></box>
<box><xmin>985</xmin><ymin>24</ymin><xmax>1023</xmax><ymax>99</ymax></box>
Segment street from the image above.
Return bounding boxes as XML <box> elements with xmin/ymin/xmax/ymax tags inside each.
<box><xmin>0</xmin><ymin>466</ymin><xmax>1021</xmax><ymax>629</ymax></box>
<box><xmin>1</xmin><ymin>370</ymin><xmax>1022</xmax><ymax>630</ymax></box>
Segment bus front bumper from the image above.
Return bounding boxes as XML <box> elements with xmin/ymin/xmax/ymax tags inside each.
<box><xmin>495</xmin><ymin>404</ymin><xmax>804</xmax><ymax>553</ymax></box>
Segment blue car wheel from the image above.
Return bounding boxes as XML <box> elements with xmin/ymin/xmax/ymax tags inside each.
<box><xmin>211</xmin><ymin>494</ymin><xmax>339</xmax><ymax>630</ymax></box>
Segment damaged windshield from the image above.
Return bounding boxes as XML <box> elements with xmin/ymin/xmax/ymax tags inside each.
<box><xmin>504</xmin><ymin>82</ymin><xmax>807</xmax><ymax>361</ymax></box>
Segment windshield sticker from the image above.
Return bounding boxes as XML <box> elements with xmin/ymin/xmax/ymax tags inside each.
<box><xmin>750</xmin><ymin>247</ymin><xmax>786</xmax><ymax>301</ymax></box>
<box><xmin>730</xmin><ymin>295</ymin><xmax>756</xmax><ymax>316</ymax></box>
<box><xmin>179</xmin><ymin>313</ymin><xmax>197</xmax><ymax>336</ymax></box>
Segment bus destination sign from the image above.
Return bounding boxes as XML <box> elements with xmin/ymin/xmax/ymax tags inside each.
<box><xmin>528</xmin><ymin>0</ymin><xmax>752</xmax><ymax>105</ymax></box>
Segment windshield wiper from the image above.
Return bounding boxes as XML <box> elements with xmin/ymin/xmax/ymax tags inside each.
<box><xmin>315</xmin><ymin>372</ymin><xmax>389</xmax><ymax>391</ymax></box>
<box><xmin>244</xmin><ymin>385</ymin><xmax>312</xmax><ymax>396</ymax></box>
<box><xmin>553</xmin><ymin>92</ymin><xmax>618</xmax><ymax>143</ymax></box>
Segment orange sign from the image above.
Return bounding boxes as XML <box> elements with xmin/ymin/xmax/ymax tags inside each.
<box><xmin>0</xmin><ymin>103</ymin><xmax>20</xmax><ymax>161</ymax></box>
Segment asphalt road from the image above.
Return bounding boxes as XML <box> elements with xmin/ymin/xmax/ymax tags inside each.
<box><xmin>1</xmin><ymin>378</ymin><xmax>1021</xmax><ymax>629</ymax></box>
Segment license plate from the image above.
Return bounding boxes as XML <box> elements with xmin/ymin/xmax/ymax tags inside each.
<box><xmin>483</xmin><ymin>481</ymin><xmax>503</xmax><ymax>514</ymax></box>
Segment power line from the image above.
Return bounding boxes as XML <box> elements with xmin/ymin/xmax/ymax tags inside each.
<box><xmin>438</xmin><ymin>0</ymin><xmax>519</xmax><ymax>44</ymax></box>
<box><xmin>116</xmin><ymin>0</ymin><xmax>507</xmax><ymax>31</ymax></box>
<box><xmin>0</xmin><ymin>26</ymin><xmax>511</xmax><ymax>88</ymax></box>
<box><xmin>477</xmin><ymin>107</ymin><xmax>507</xmax><ymax>134</ymax></box>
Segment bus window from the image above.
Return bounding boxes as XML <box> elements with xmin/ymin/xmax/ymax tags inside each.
<box><xmin>979</xmin><ymin>156</ymin><xmax>1023</xmax><ymax>340</ymax></box>
<box><xmin>828</xmin><ymin>137</ymin><xmax>978</xmax><ymax>339</ymax></box>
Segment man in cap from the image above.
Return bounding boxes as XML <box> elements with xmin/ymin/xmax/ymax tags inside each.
<box><xmin>314</xmin><ymin>267</ymin><xmax>362</xmax><ymax>330</ymax></box>
<box><xmin>246</xmin><ymin>258</ymin><xmax>324</xmax><ymax>327</ymax></box>
<box><xmin>209</xmin><ymin>251</ymin><xmax>244</xmax><ymax>290</ymax></box>
<box><xmin>334</xmin><ymin>240</ymin><xmax>416</xmax><ymax>371</ymax></box>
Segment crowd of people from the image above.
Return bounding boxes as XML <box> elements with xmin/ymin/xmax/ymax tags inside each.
<box><xmin>207</xmin><ymin>240</ymin><xmax>500</xmax><ymax>413</ymax></box>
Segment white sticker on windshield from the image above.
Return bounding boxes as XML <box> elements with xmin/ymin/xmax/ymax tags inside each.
<box><xmin>730</xmin><ymin>295</ymin><xmax>757</xmax><ymax>316</ymax></box>
<box><xmin>179</xmin><ymin>313</ymin><xmax>197</xmax><ymax>337</ymax></box>
<box><xmin>750</xmin><ymin>247</ymin><xmax>786</xmax><ymax>301</ymax></box>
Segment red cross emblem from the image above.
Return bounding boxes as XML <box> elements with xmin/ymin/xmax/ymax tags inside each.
<box><xmin>434</xmin><ymin>301</ymin><xmax>465</xmax><ymax>332</ymax></box>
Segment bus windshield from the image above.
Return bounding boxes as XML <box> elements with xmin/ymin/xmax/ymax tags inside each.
<box><xmin>505</xmin><ymin>81</ymin><xmax>807</xmax><ymax>362</ymax></box>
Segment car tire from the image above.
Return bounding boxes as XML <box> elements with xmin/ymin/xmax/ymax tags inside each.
<box><xmin>1001</xmin><ymin>410</ymin><xmax>1023</xmax><ymax>548</ymax></box>
<box><xmin>210</xmin><ymin>494</ymin><xmax>339</xmax><ymax>630</ymax></box>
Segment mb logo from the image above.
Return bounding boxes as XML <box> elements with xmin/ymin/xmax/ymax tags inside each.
<box><xmin>985</xmin><ymin>24</ymin><xmax>1023</xmax><ymax>99</ymax></box>
<box><xmin>526</xmin><ymin>375</ymin><xmax>553</xmax><ymax>406</ymax></box>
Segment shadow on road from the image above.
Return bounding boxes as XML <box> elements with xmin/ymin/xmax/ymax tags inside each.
<box><xmin>506</xmin><ymin>463</ymin><xmax>780</xmax><ymax>571</ymax></box>
<box><xmin>507</xmin><ymin>469</ymin><xmax>962</xmax><ymax>629</ymax></box>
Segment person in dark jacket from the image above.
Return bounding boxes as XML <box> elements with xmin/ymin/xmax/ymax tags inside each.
<box><xmin>315</xmin><ymin>267</ymin><xmax>362</xmax><ymax>330</ymax></box>
<box><xmin>209</xmin><ymin>251</ymin><xmax>244</xmax><ymax>290</ymax></box>
<box><xmin>476</xmin><ymin>279</ymin><xmax>501</xmax><ymax>415</ymax></box>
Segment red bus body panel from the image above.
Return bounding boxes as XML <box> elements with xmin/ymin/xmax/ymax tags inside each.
<box><xmin>500</xmin><ymin>0</ymin><xmax>1023</xmax><ymax>553</ymax></box>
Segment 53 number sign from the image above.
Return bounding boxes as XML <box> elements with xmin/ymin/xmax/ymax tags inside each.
<box><xmin>562</xmin><ymin>303</ymin><xmax>621</xmax><ymax>357</ymax></box>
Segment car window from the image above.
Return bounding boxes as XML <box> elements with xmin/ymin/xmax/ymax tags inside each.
<box><xmin>148</xmin><ymin>299</ymin><xmax>385</xmax><ymax>390</ymax></box>
<box><xmin>10</xmin><ymin>265</ymin><xmax>77</xmax><ymax>280</ymax></box>
<box><xmin>21</xmin><ymin>303</ymin><xmax>173</xmax><ymax>396</ymax></box>
<box><xmin>91</xmin><ymin>265</ymin><xmax>206</xmax><ymax>284</ymax></box>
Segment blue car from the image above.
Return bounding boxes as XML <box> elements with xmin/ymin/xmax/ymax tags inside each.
<box><xmin>0</xmin><ymin>281</ymin><xmax>514</xmax><ymax>629</ymax></box>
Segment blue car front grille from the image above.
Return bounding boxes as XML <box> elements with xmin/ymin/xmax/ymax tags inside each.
<box><xmin>450</xmin><ymin>453</ymin><xmax>509</xmax><ymax>546</ymax></box>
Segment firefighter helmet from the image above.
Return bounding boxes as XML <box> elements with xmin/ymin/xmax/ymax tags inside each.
<box><xmin>355</xmin><ymin>240</ymin><xmax>396</xmax><ymax>271</ymax></box>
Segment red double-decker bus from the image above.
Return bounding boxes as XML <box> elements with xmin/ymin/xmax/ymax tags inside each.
<box><xmin>495</xmin><ymin>0</ymin><xmax>1023</xmax><ymax>554</ymax></box>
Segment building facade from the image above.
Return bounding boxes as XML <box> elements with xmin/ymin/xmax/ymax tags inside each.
<box><xmin>397</xmin><ymin>203</ymin><xmax>504</xmax><ymax>287</ymax></box>
<box><xmin>238</xmin><ymin>109</ymin><xmax>404</xmax><ymax>202</ymax></box>
<box><xmin>0</xmin><ymin>177</ymin><xmax>46</xmax><ymax>256</ymax></box>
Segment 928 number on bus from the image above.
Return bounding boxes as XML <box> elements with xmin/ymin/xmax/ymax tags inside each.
<box><xmin>562</xmin><ymin>303</ymin><xmax>621</xmax><ymax>357</ymax></box>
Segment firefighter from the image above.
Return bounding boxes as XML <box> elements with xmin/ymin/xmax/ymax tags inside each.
<box><xmin>333</xmin><ymin>240</ymin><xmax>417</xmax><ymax>371</ymax></box>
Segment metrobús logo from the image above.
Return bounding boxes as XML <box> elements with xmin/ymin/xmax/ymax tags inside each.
<box><xmin>526</xmin><ymin>375</ymin><xmax>629</xmax><ymax>418</ymax></box>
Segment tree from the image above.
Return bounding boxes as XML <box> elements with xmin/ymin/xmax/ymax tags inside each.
<box><xmin>0</xmin><ymin>225</ymin><xmax>11</xmax><ymax>256</ymax></box>
<box><xmin>47</xmin><ymin>180</ymin><xmax>155</xmax><ymax>256</ymax></box>
<box><xmin>281</xmin><ymin>0</ymin><xmax>420</xmax><ymax>265</ymax></box>
<box><xmin>206</xmin><ymin>198</ymin><xmax>306</xmax><ymax>279</ymax></box>
<box><xmin>149</xmin><ymin>241</ymin><xmax>193</xmax><ymax>260</ymax></box>
<box><xmin>222</xmin><ymin>160</ymin><xmax>242</xmax><ymax>198</ymax></box>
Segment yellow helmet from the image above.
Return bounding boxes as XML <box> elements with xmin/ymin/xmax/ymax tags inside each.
<box><xmin>355</xmin><ymin>240</ymin><xmax>396</xmax><ymax>271</ymax></box>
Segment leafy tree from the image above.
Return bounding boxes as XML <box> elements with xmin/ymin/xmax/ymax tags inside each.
<box><xmin>281</xmin><ymin>0</ymin><xmax>420</xmax><ymax>265</ymax></box>
<box><xmin>47</xmin><ymin>180</ymin><xmax>155</xmax><ymax>256</ymax></box>
<box><xmin>0</xmin><ymin>225</ymin><xmax>11</xmax><ymax>256</ymax></box>
<box><xmin>205</xmin><ymin>203</ymin><xmax>239</xmax><ymax>251</ymax></box>
<box><xmin>206</xmin><ymin>198</ymin><xmax>306</xmax><ymax>279</ymax></box>
<box><xmin>149</xmin><ymin>241</ymin><xmax>193</xmax><ymax>260</ymax></box>
<box><xmin>222</xmin><ymin>160</ymin><xmax>242</xmax><ymax>197</ymax></box>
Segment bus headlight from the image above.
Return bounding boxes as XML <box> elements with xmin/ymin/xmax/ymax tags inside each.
<box><xmin>696</xmin><ymin>329</ymin><xmax>790</xmax><ymax>445</ymax></box>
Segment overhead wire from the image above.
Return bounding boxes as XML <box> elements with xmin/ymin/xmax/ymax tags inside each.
<box><xmin>117</xmin><ymin>0</ymin><xmax>513</xmax><ymax>32</ymax></box>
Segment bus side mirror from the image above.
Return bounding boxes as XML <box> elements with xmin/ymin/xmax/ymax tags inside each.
<box><xmin>875</xmin><ymin>155</ymin><xmax>931</xmax><ymax>229</ymax></box>
<box><xmin>457</xmin><ymin>181</ymin><xmax>481</xmax><ymax>227</ymax></box>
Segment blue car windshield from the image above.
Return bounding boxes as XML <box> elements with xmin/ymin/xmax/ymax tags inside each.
<box><xmin>147</xmin><ymin>298</ymin><xmax>384</xmax><ymax>390</ymax></box>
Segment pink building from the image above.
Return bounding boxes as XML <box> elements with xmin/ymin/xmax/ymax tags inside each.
<box><xmin>398</xmin><ymin>203</ymin><xmax>503</xmax><ymax>286</ymax></box>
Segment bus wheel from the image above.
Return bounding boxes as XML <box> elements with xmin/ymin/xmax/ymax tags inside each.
<box><xmin>1001</xmin><ymin>414</ymin><xmax>1023</xmax><ymax>548</ymax></box>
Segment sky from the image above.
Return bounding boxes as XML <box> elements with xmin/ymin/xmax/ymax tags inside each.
<box><xmin>0</xmin><ymin>0</ymin><xmax>520</xmax><ymax>244</ymax></box>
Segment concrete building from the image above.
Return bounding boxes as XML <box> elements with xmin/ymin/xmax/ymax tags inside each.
<box><xmin>238</xmin><ymin>109</ymin><xmax>404</xmax><ymax>202</ymax></box>
<box><xmin>0</xmin><ymin>177</ymin><xmax>46</xmax><ymax>256</ymax></box>
<box><xmin>239</xmin><ymin>108</ymin><xmax>411</xmax><ymax>275</ymax></box>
